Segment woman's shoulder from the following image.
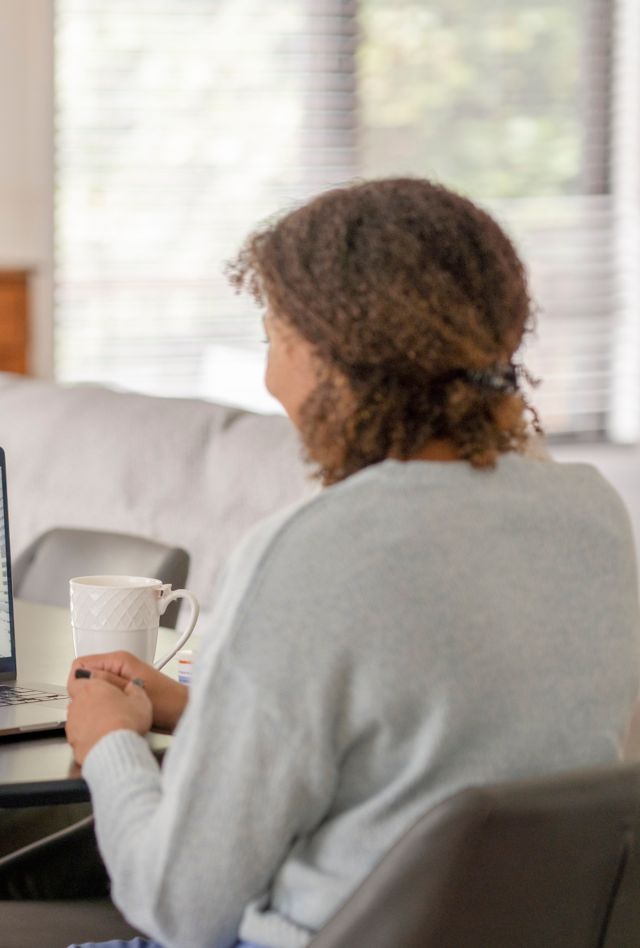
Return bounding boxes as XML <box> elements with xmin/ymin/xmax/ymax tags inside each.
<box><xmin>227</xmin><ymin>452</ymin><xmax>634</xmax><ymax>591</ymax></box>
<box><xmin>511</xmin><ymin>452</ymin><xmax>631</xmax><ymax>514</ymax></box>
<box><xmin>218</xmin><ymin>464</ymin><xmax>405</xmax><ymax>593</ymax></box>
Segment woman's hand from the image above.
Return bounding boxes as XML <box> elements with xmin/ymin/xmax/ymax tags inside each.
<box><xmin>67</xmin><ymin>651</ymin><xmax>189</xmax><ymax>732</ymax></box>
<box><xmin>66</xmin><ymin>676</ymin><xmax>153</xmax><ymax>765</ymax></box>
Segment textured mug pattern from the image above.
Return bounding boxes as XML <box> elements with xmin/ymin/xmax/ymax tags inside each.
<box><xmin>70</xmin><ymin>585</ymin><xmax>160</xmax><ymax>632</ymax></box>
<box><xmin>70</xmin><ymin>577</ymin><xmax>199</xmax><ymax>669</ymax></box>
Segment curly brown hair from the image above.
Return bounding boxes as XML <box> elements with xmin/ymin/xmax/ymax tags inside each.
<box><xmin>229</xmin><ymin>177</ymin><xmax>538</xmax><ymax>485</ymax></box>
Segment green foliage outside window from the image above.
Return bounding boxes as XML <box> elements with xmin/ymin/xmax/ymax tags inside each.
<box><xmin>359</xmin><ymin>0</ymin><xmax>583</xmax><ymax>198</ymax></box>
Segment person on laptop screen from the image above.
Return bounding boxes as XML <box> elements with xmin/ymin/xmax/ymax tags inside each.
<box><xmin>15</xmin><ymin>179</ymin><xmax>640</xmax><ymax>947</ymax></box>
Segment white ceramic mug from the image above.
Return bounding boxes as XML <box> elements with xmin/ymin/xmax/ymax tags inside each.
<box><xmin>70</xmin><ymin>575</ymin><xmax>199</xmax><ymax>670</ymax></box>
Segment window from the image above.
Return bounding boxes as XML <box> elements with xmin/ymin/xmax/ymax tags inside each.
<box><xmin>55</xmin><ymin>0</ymin><xmax>357</xmax><ymax>410</ymax></box>
<box><xmin>55</xmin><ymin>0</ymin><xmax>640</xmax><ymax>437</ymax></box>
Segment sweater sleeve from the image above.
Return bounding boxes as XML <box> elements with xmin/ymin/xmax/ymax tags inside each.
<box><xmin>82</xmin><ymin>505</ymin><xmax>338</xmax><ymax>948</ymax></box>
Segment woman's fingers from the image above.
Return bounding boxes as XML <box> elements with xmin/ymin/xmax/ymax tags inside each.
<box><xmin>67</xmin><ymin>651</ymin><xmax>153</xmax><ymax>695</ymax></box>
<box><xmin>68</xmin><ymin>666</ymin><xmax>129</xmax><ymax>696</ymax></box>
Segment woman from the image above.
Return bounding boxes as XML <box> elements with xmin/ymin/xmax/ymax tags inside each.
<box><xmin>65</xmin><ymin>178</ymin><xmax>639</xmax><ymax>948</ymax></box>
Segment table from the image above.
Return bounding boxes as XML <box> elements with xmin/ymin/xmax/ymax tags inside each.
<box><xmin>0</xmin><ymin>599</ymin><xmax>189</xmax><ymax>806</ymax></box>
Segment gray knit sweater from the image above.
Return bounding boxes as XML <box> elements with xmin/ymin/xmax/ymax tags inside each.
<box><xmin>83</xmin><ymin>455</ymin><xmax>640</xmax><ymax>948</ymax></box>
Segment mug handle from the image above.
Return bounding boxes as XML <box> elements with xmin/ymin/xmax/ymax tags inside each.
<box><xmin>153</xmin><ymin>589</ymin><xmax>200</xmax><ymax>670</ymax></box>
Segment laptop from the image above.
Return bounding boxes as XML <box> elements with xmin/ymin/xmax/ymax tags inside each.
<box><xmin>0</xmin><ymin>447</ymin><xmax>68</xmax><ymax>735</ymax></box>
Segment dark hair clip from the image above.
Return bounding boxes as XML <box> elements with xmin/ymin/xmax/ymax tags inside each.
<box><xmin>465</xmin><ymin>364</ymin><xmax>518</xmax><ymax>394</ymax></box>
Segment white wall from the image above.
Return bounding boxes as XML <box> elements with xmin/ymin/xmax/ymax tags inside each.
<box><xmin>0</xmin><ymin>0</ymin><xmax>53</xmax><ymax>377</ymax></box>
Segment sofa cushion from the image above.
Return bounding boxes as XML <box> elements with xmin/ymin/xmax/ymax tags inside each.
<box><xmin>0</xmin><ymin>372</ymin><xmax>314</xmax><ymax>632</ymax></box>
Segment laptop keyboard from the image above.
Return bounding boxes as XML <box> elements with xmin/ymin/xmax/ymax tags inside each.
<box><xmin>0</xmin><ymin>685</ymin><xmax>62</xmax><ymax>706</ymax></box>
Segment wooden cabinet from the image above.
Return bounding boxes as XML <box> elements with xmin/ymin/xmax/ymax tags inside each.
<box><xmin>0</xmin><ymin>271</ymin><xmax>29</xmax><ymax>374</ymax></box>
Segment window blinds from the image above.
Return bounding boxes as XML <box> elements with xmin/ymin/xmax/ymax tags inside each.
<box><xmin>359</xmin><ymin>0</ymin><xmax>638</xmax><ymax>439</ymax></box>
<box><xmin>54</xmin><ymin>0</ymin><xmax>640</xmax><ymax>438</ymax></box>
<box><xmin>54</xmin><ymin>0</ymin><xmax>358</xmax><ymax>403</ymax></box>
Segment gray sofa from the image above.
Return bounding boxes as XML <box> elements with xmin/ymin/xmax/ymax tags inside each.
<box><xmin>0</xmin><ymin>371</ymin><xmax>315</xmax><ymax>634</ymax></box>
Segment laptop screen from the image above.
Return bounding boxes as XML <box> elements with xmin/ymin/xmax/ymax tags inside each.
<box><xmin>0</xmin><ymin>448</ymin><xmax>17</xmax><ymax>676</ymax></box>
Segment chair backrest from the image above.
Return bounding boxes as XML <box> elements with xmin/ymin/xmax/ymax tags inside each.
<box><xmin>12</xmin><ymin>527</ymin><xmax>190</xmax><ymax>628</ymax></box>
<box><xmin>310</xmin><ymin>763</ymin><xmax>640</xmax><ymax>948</ymax></box>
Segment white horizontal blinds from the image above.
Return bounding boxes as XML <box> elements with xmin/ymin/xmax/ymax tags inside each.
<box><xmin>359</xmin><ymin>0</ymin><xmax>621</xmax><ymax>438</ymax></box>
<box><xmin>56</xmin><ymin>1</ymin><xmax>638</xmax><ymax>436</ymax></box>
<box><xmin>504</xmin><ymin>195</ymin><xmax>613</xmax><ymax>436</ymax></box>
<box><xmin>512</xmin><ymin>0</ymin><xmax>615</xmax><ymax>438</ymax></box>
<box><xmin>609</xmin><ymin>0</ymin><xmax>640</xmax><ymax>442</ymax></box>
<box><xmin>301</xmin><ymin>0</ymin><xmax>358</xmax><ymax>192</ymax></box>
<box><xmin>54</xmin><ymin>0</ymin><xmax>358</xmax><ymax>399</ymax></box>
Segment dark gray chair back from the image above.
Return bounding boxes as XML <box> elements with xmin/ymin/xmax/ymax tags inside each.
<box><xmin>2</xmin><ymin>763</ymin><xmax>639</xmax><ymax>946</ymax></box>
<box><xmin>12</xmin><ymin>527</ymin><xmax>189</xmax><ymax>628</ymax></box>
<box><xmin>310</xmin><ymin>763</ymin><xmax>640</xmax><ymax>948</ymax></box>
